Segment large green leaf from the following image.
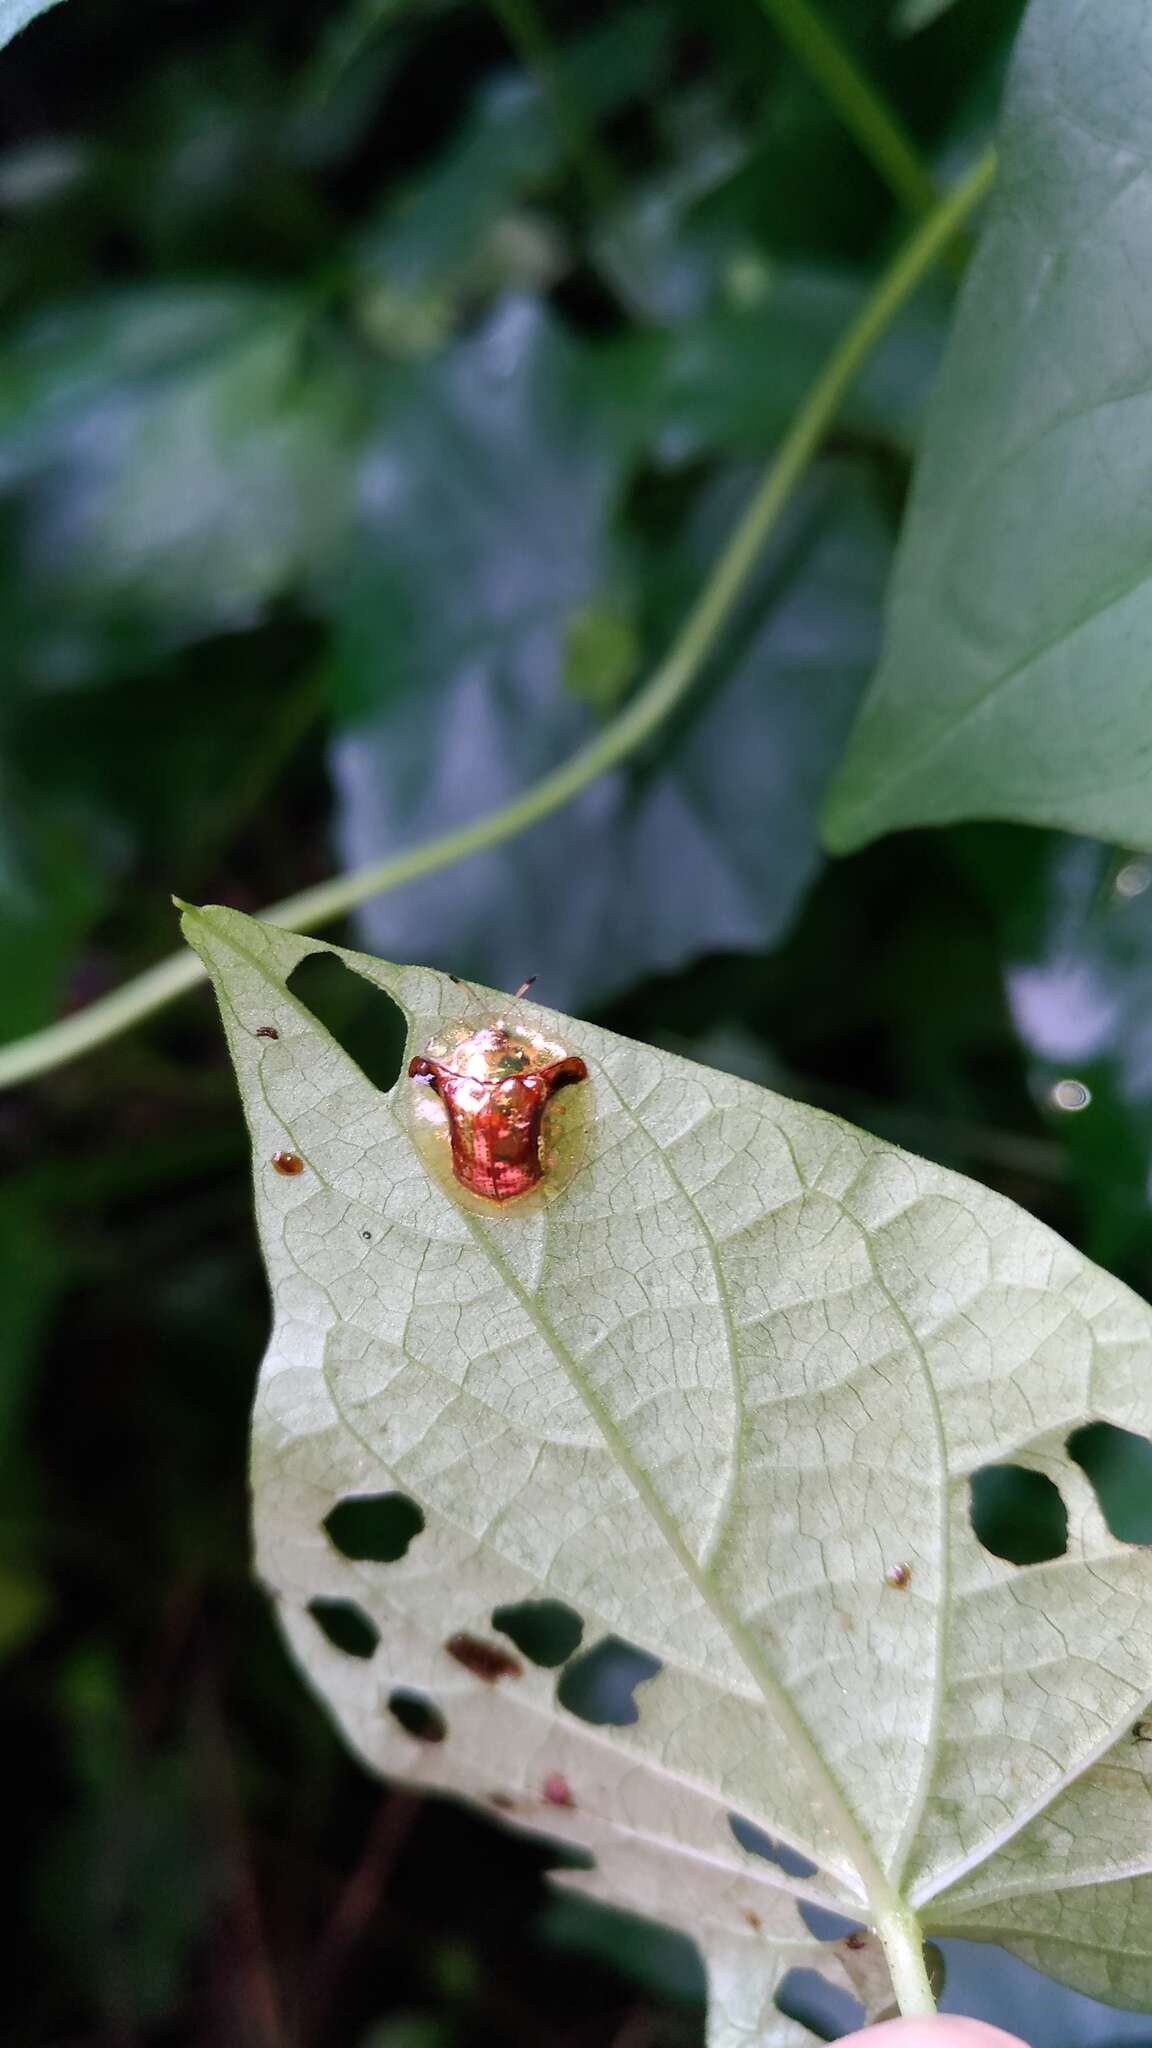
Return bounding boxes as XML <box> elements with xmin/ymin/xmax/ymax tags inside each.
<box><xmin>823</xmin><ymin>0</ymin><xmax>1152</xmax><ymax>853</ymax></box>
<box><xmin>184</xmin><ymin>902</ymin><xmax>1152</xmax><ymax>2044</ymax></box>
<box><xmin>328</xmin><ymin>295</ymin><xmax>889</xmax><ymax>1011</ymax></box>
<box><xmin>0</xmin><ymin>287</ymin><xmax>364</xmax><ymax>677</ymax></box>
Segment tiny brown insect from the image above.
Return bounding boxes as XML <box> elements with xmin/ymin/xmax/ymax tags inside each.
<box><xmin>410</xmin><ymin>978</ymin><xmax>588</xmax><ymax>1204</ymax></box>
<box><xmin>255</xmin><ymin>1025</ymin><xmax>279</xmax><ymax>1040</ymax></box>
<box><xmin>1133</xmin><ymin>1719</ymin><xmax>1152</xmax><ymax>1743</ymax></box>
<box><xmin>885</xmin><ymin>1562</ymin><xmax>912</xmax><ymax>1590</ymax></box>
<box><xmin>844</xmin><ymin>1931</ymin><xmax>869</xmax><ymax>1951</ymax></box>
<box><xmin>489</xmin><ymin>1792</ymin><xmax>518</xmax><ymax>1812</ymax></box>
<box><xmin>542</xmin><ymin>1772</ymin><xmax>575</xmax><ymax>1808</ymax></box>
<box><xmin>271</xmin><ymin>1150</ymin><xmax>304</xmax><ymax>1176</ymax></box>
<box><xmin>444</xmin><ymin>1632</ymin><xmax>523</xmax><ymax>1683</ymax></box>
<box><xmin>743</xmin><ymin>1910</ymin><xmax>762</xmax><ymax>1931</ymax></box>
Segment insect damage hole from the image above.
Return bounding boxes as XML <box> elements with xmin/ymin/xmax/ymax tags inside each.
<box><xmin>1068</xmin><ymin>1422</ymin><xmax>1152</xmax><ymax>1544</ymax></box>
<box><xmin>969</xmin><ymin>1464</ymin><xmax>1068</xmax><ymax>1565</ymax></box>
<box><xmin>728</xmin><ymin>1813</ymin><xmax>817</xmax><ymax>1880</ymax></box>
<box><xmin>387</xmin><ymin>1690</ymin><xmax>447</xmax><ymax>1743</ymax></box>
<box><xmin>799</xmin><ymin>1902</ymin><xmax>865</xmax><ymax>1943</ymax></box>
<box><xmin>491</xmin><ymin>1599</ymin><xmax>583</xmax><ymax>1668</ymax></box>
<box><xmin>286</xmin><ymin>953</ymin><xmax>406</xmax><ymax>1094</ymax></box>
<box><xmin>323</xmin><ymin>1492</ymin><xmax>425</xmax><ymax>1564</ymax></box>
<box><xmin>775</xmin><ymin>1969</ymin><xmax>864</xmax><ymax>2040</ymax></box>
<box><xmin>556</xmin><ymin>1636</ymin><xmax>662</xmax><ymax>1727</ymax></box>
<box><xmin>308</xmin><ymin>1596</ymin><xmax>379</xmax><ymax>1659</ymax></box>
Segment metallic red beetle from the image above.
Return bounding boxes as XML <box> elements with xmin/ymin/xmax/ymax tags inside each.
<box><xmin>408</xmin><ymin>982</ymin><xmax>587</xmax><ymax>1204</ymax></box>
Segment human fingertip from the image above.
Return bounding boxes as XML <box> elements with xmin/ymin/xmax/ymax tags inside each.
<box><xmin>838</xmin><ymin>2019</ymin><xmax>1029</xmax><ymax>2048</ymax></box>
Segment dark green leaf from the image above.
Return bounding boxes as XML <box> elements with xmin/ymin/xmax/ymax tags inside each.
<box><xmin>355</xmin><ymin>9</ymin><xmax>671</xmax><ymax>345</ymax></box>
<box><xmin>652</xmin><ymin>268</ymin><xmax>948</xmax><ymax>460</ymax></box>
<box><xmin>0</xmin><ymin>287</ymin><xmax>365</xmax><ymax>674</ymax></box>
<box><xmin>825</xmin><ymin>0</ymin><xmax>1152</xmax><ymax>851</ymax></box>
<box><xmin>324</xmin><ymin>296</ymin><xmax>891</xmax><ymax>1008</ymax></box>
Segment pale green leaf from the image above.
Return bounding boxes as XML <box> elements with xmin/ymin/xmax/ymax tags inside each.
<box><xmin>183</xmin><ymin>902</ymin><xmax>1152</xmax><ymax>2040</ymax></box>
<box><xmin>927</xmin><ymin>1728</ymin><xmax>1152</xmax><ymax>2008</ymax></box>
<box><xmin>0</xmin><ymin>0</ymin><xmax>65</xmax><ymax>56</ymax></box>
<box><xmin>823</xmin><ymin>0</ymin><xmax>1152</xmax><ymax>853</ymax></box>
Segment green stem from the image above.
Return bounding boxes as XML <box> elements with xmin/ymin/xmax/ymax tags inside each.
<box><xmin>874</xmin><ymin>1902</ymin><xmax>937</xmax><ymax>2017</ymax></box>
<box><xmin>758</xmin><ymin>0</ymin><xmax>939</xmax><ymax>217</ymax></box>
<box><xmin>0</xmin><ymin>147</ymin><xmax>995</xmax><ymax>1097</ymax></box>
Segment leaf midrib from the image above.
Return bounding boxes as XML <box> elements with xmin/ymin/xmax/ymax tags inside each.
<box><xmin>466</xmin><ymin>1203</ymin><xmax>888</xmax><ymax>1906</ymax></box>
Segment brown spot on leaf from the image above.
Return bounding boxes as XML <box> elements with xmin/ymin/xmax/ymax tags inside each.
<box><xmin>445</xmin><ymin>1632</ymin><xmax>523</xmax><ymax>1682</ymax></box>
<box><xmin>885</xmin><ymin>1562</ymin><xmax>912</xmax><ymax>1590</ymax></box>
<box><xmin>272</xmin><ymin>1150</ymin><xmax>304</xmax><ymax>1176</ymax></box>
<box><xmin>542</xmin><ymin>1772</ymin><xmax>575</xmax><ymax>1808</ymax></box>
<box><xmin>256</xmin><ymin>1025</ymin><xmax>279</xmax><ymax>1040</ymax></box>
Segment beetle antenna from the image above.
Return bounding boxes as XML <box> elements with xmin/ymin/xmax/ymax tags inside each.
<box><xmin>449</xmin><ymin>971</ymin><xmax>536</xmax><ymax>1027</ymax></box>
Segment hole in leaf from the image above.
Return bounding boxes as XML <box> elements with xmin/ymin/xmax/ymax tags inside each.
<box><xmin>800</xmin><ymin>1902</ymin><xmax>865</xmax><ymax>1943</ymax></box>
<box><xmin>492</xmin><ymin>1599</ymin><xmax>584</xmax><ymax>1668</ymax></box>
<box><xmin>1068</xmin><ymin>1422</ymin><xmax>1152</xmax><ymax>1544</ymax></box>
<box><xmin>307</xmin><ymin>1596</ymin><xmax>379</xmax><ymax>1659</ymax></box>
<box><xmin>969</xmin><ymin>1464</ymin><xmax>1068</xmax><ymax>1565</ymax></box>
<box><xmin>287</xmin><ymin>953</ymin><xmax>406</xmax><ymax>1094</ymax></box>
<box><xmin>775</xmin><ymin>1967</ymin><xmax>863</xmax><ymax>2041</ymax></box>
<box><xmin>556</xmin><ymin>1635</ymin><xmax>661</xmax><ymax>1726</ymax></box>
<box><xmin>387</xmin><ymin>1689</ymin><xmax>448</xmax><ymax>1743</ymax></box>
<box><xmin>324</xmin><ymin>1492</ymin><xmax>425</xmax><ymax>1564</ymax></box>
<box><xmin>728</xmin><ymin>1813</ymin><xmax>817</xmax><ymax>1880</ymax></box>
<box><xmin>444</xmin><ymin>1632</ymin><xmax>522</xmax><ymax>1682</ymax></box>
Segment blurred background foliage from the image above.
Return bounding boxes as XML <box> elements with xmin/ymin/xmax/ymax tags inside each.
<box><xmin>4</xmin><ymin>0</ymin><xmax>1152</xmax><ymax>2042</ymax></box>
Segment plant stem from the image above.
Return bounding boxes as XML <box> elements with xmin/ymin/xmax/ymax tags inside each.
<box><xmin>758</xmin><ymin>0</ymin><xmax>939</xmax><ymax>217</ymax></box>
<box><xmin>0</xmin><ymin>146</ymin><xmax>995</xmax><ymax>1097</ymax></box>
<box><xmin>874</xmin><ymin>1902</ymin><xmax>937</xmax><ymax>2016</ymax></box>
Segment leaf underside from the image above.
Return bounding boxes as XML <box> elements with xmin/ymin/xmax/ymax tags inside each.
<box><xmin>824</xmin><ymin>0</ymin><xmax>1152</xmax><ymax>853</ymax></box>
<box><xmin>184</xmin><ymin>904</ymin><xmax>1152</xmax><ymax>2044</ymax></box>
